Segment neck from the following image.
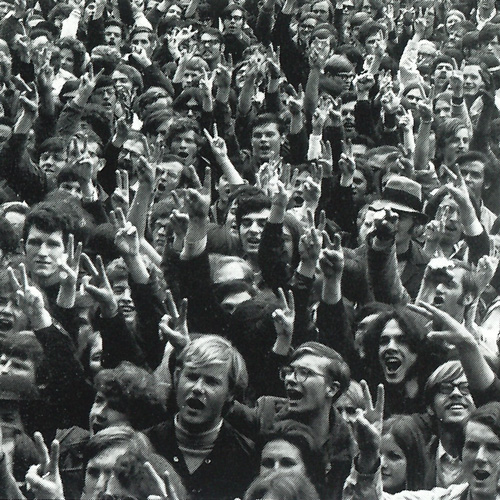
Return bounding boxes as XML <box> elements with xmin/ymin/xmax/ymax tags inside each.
<box><xmin>245</xmin><ymin>253</ymin><xmax>260</xmax><ymax>271</ymax></box>
<box><xmin>31</xmin><ymin>273</ymin><xmax>59</xmax><ymax>290</ymax></box>
<box><xmin>438</xmin><ymin>422</ymin><xmax>463</xmax><ymax>458</ymax></box>
<box><xmin>479</xmin><ymin>5</ymin><xmax>494</xmax><ymax>16</ymax></box>
<box><xmin>396</xmin><ymin>238</ymin><xmax>411</xmax><ymax>254</ymax></box>
<box><xmin>299</xmin><ymin>405</ymin><xmax>331</xmax><ymax>445</ymax></box>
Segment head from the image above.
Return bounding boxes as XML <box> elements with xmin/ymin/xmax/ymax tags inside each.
<box><xmin>112</xmin><ymin>64</ymin><xmax>143</xmax><ymax>104</ymax></box>
<box><xmin>280</xmin><ymin>342</ymin><xmax>350</xmax><ymax>418</ymax></box>
<box><xmin>56</xmin><ymin>37</ymin><xmax>86</xmax><ymax>76</ymax></box>
<box><xmin>104</xmin><ymin>19</ymin><xmax>124</xmax><ymax>49</ymax></box>
<box><xmin>297</xmin><ymin>13</ymin><xmax>319</xmax><ymax>45</ymax></box>
<box><xmin>129</xmin><ymin>27</ymin><xmax>157</xmax><ymax>58</ymax></box>
<box><xmin>181</xmin><ymin>57</ymin><xmax>209</xmax><ymax>89</ymax></box>
<box><xmin>435</xmin><ymin>118</ymin><xmax>470</xmax><ymax>166</ymax></box>
<box><xmin>117</xmin><ymin>132</ymin><xmax>148</xmax><ymax>183</ymax></box>
<box><xmin>165</xmin><ymin>118</ymin><xmax>202</xmax><ymax>166</ymax></box>
<box><xmin>358</xmin><ymin>21</ymin><xmax>386</xmax><ymax>55</ymax></box>
<box><xmin>463</xmin><ymin>62</ymin><xmax>485</xmax><ymax>97</ymax></box>
<box><xmin>334</xmin><ymin>380</ymin><xmax>366</xmax><ymax>431</ymax></box>
<box><xmin>425</xmin><ymin>257</ymin><xmax>478</xmax><ymax>319</ymax></box>
<box><xmin>381</xmin><ymin>415</ymin><xmax>430</xmax><ymax>493</ymax></box>
<box><xmin>90</xmin><ymin>362</ymin><xmax>166</xmax><ymax>435</ymax></box>
<box><xmin>222</xmin><ymin>5</ymin><xmax>246</xmax><ymax>36</ymax></box>
<box><xmin>434</xmin><ymin>92</ymin><xmax>453</xmax><ymax>126</ymax></box>
<box><xmin>455</xmin><ymin>150</ymin><xmax>493</xmax><ymax>201</ymax></box>
<box><xmin>340</xmin><ymin>91</ymin><xmax>357</xmax><ymax>136</ymax></box>
<box><xmin>57</xmin><ymin>167</ymin><xmax>83</xmax><ymax>201</ymax></box>
<box><xmin>149</xmin><ymin>197</ymin><xmax>177</xmax><ymax>253</ymax></box>
<box><xmin>198</xmin><ymin>27</ymin><xmax>224</xmax><ymax>63</ymax></box>
<box><xmin>235</xmin><ymin>192</ymin><xmax>272</xmax><ymax>259</ymax></box>
<box><xmin>106</xmin><ymin>259</ymin><xmax>136</xmax><ymax>327</ymax></box>
<box><xmin>90</xmin><ymin>76</ymin><xmax>118</xmax><ymax>116</ymax></box>
<box><xmin>23</xmin><ymin>205</ymin><xmax>70</xmax><ymax>286</ymax></box>
<box><xmin>174</xmin><ymin>335</ymin><xmax>248</xmax><ymax>433</ymax></box>
<box><xmin>244</xmin><ymin>470</ymin><xmax>320</xmax><ymax>500</ymax></box>
<box><xmin>425</xmin><ymin>360</ymin><xmax>475</xmax><ymax>430</ymax></box>
<box><xmin>251</xmin><ymin>114</ymin><xmax>286</xmax><ymax>164</ymax></box>
<box><xmin>258</xmin><ymin>420</ymin><xmax>324</xmax><ymax>490</ymax></box>
<box><xmin>310</xmin><ymin>0</ymin><xmax>333</xmax><ymax>22</ymax></box>
<box><xmin>155</xmin><ymin>155</ymin><xmax>184</xmax><ymax>199</ymax></box>
<box><xmin>39</xmin><ymin>137</ymin><xmax>68</xmax><ymax>182</ymax></box>
<box><xmin>431</xmin><ymin>55</ymin><xmax>454</xmax><ymax>89</ymax></box>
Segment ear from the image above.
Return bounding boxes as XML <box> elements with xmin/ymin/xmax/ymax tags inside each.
<box><xmin>427</xmin><ymin>404</ymin><xmax>435</xmax><ymax>417</ymax></box>
<box><xmin>484</xmin><ymin>180</ymin><xmax>492</xmax><ymax>192</ymax></box>
<box><xmin>96</xmin><ymin>158</ymin><xmax>106</xmax><ymax>173</ymax></box>
<box><xmin>327</xmin><ymin>381</ymin><xmax>340</xmax><ymax>399</ymax></box>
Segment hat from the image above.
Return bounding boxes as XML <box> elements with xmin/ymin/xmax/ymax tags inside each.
<box><xmin>371</xmin><ymin>175</ymin><xmax>428</xmax><ymax>223</ymax></box>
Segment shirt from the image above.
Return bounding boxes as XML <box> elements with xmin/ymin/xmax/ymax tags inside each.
<box><xmin>436</xmin><ymin>441</ymin><xmax>464</xmax><ymax>488</ymax></box>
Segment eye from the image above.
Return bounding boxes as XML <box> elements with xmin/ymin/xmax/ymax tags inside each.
<box><xmin>281</xmin><ymin>458</ymin><xmax>298</xmax><ymax>468</ymax></box>
<box><xmin>261</xmin><ymin>458</ymin><xmax>274</xmax><ymax>469</ymax></box>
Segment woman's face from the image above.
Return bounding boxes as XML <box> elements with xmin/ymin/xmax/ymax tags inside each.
<box><xmin>260</xmin><ymin>440</ymin><xmax>307</xmax><ymax>477</ymax></box>
<box><xmin>381</xmin><ymin>433</ymin><xmax>407</xmax><ymax>493</ymax></box>
<box><xmin>446</xmin><ymin>14</ymin><xmax>462</xmax><ymax>33</ymax></box>
<box><xmin>352</xmin><ymin>170</ymin><xmax>368</xmax><ymax>205</ymax></box>
<box><xmin>444</xmin><ymin>127</ymin><xmax>470</xmax><ymax>164</ymax></box>
<box><xmin>60</xmin><ymin>48</ymin><xmax>75</xmax><ymax>74</ymax></box>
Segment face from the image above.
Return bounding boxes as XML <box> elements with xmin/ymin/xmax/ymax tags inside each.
<box><xmin>378</xmin><ymin>319</ymin><xmax>418</xmax><ymax>385</ymax></box>
<box><xmin>260</xmin><ymin>440</ymin><xmax>307</xmax><ymax>477</ymax></box>
<box><xmin>166</xmin><ymin>4</ymin><xmax>183</xmax><ymax>21</ymax></box>
<box><xmin>435</xmin><ymin>196</ymin><xmax>462</xmax><ymax>245</ymax></box>
<box><xmin>0</xmin><ymin>352</ymin><xmax>35</xmax><ymax>385</ymax></box>
<box><xmin>111</xmin><ymin>279</ymin><xmax>136</xmax><ymax>326</ymax></box>
<box><xmin>405</xmin><ymin>89</ymin><xmax>424</xmax><ymax>110</ymax></box>
<box><xmin>381</xmin><ymin>434</ymin><xmax>407</xmax><ymax>493</ymax></box>
<box><xmin>199</xmin><ymin>34</ymin><xmax>222</xmax><ymax>62</ymax></box>
<box><xmin>446</xmin><ymin>14</ymin><xmax>462</xmax><ymax>33</ymax></box>
<box><xmin>0</xmin><ymin>402</ymin><xmax>23</xmax><ymax>437</ymax></box>
<box><xmin>432</xmin><ymin>374</ymin><xmax>475</xmax><ymax>426</ymax></box>
<box><xmin>112</xmin><ymin>70</ymin><xmax>134</xmax><ymax>102</ymax></box>
<box><xmin>433</xmin><ymin>62</ymin><xmax>453</xmax><ymax>88</ymax></box>
<box><xmin>424</xmin><ymin>266</ymin><xmax>470</xmax><ymax>320</ymax></box>
<box><xmin>251</xmin><ymin>123</ymin><xmax>283</xmax><ymax>163</ymax></box>
<box><xmin>459</xmin><ymin>160</ymin><xmax>485</xmax><ymax>200</ymax></box>
<box><xmin>39</xmin><ymin>149</ymin><xmax>68</xmax><ymax>180</ymax></box>
<box><xmin>444</xmin><ymin>127</ymin><xmax>470</xmax><ymax>164</ymax></box>
<box><xmin>155</xmin><ymin>161</ymin><xmax>183</xmax><ymax>196</ymax></box>
<box><xmin>239</xmin><ymin>209</ymin><xmax>270</xmax><ymax>257</ymax></box>
<box><xmin>59</xmin><ymin>181</ymin><xmax>83</xmax><ymax>200</ymax></box>
<box><xmin>434</xmin><ymin>99</ymin><xmax>452</xmax><ymax>125</ymax></box>
<box><xmin>170</xmin><ymin>130</ymin><xmax>199</xmax><ymax>166</ymax></box>
<box><xmin>91</xmin><ymin>85</ymin><xmax>117</xmax><ymax>114</ymax></box>
<box><xmin>104</xmin><ymin>25</ymin><xmax>123</xmax><ymax>47</ymax></box>
<box><xmin>25</xmin><ymin>228</ymin><xmax>66</xmax><ymax>283</ymax></box>
<box><xmin>352</xmin><ymin>170</ymin><xmax>368</xmax><ymax>205</ymax></box>
<box><xmin>462</xmin><ymin>421</ymin><xmax>500</xmax><ymax>500</ymax></box>
<box><xmin>335</xmin><ymin>391</ymin><xmax>360</xmax><ymax>430</ymax></box>
<box><xmin>357</xmin><ymin>208</ymin><xmax>376</xmax><ymax>244</ymax></box>
<box><xmin>223</xmin><ymin>9</ymin><xmax>244</xmax><ymax>35</ymax></box>
<box><xmin>478</xmin><ymin>0</ymin><xmax>496</xmax><ymax>9</ymax></box>
<box><xmin>341</xmin><ymin>100</ymin><xmax>356</xmax><ymax>135</ymax></box>
<box><xmin>463</xmin><ymin>65</ymin><xmax>484</xmax><ymax>97</ymax></box>
<box><xmin>311</xmin><ymin>0</ymin><xmax>330</xmax><ymax>21</ymax></box>
<box><xmin>176</xmin><ymin>362</ymin><xmax>231</xmax><ymax>433</ymax></box>
<box><xmin>131</xmin><ymin>32</ymin><xmax>155</xmax><ymax>58</ymax></box>
<box><xmin>0</xmin><ymin>1</ymin><xmax>14</xmax><ymax>16</ymax></box>
<box><xmin>118</xmin><ymin>139</ymin><xmax>146</xmax><ymax>178</ymax></box>
<box><xmin>60</xmin><ymin>48</ymin><xmax>75</xmax><ymax>74</ymax></box>
<box><xmin>283</xmin><ymin>354</ymin><xmax>336</xmax><ymax>415</ymax></box>
<box><xmin>89</xmin><ymin>334</ymin><xmax>102</xmax><ymax>376</ymax></box>
<box><xmin>151</xmin><ymin>217</ymin><xmax>170</xmax><ymax>253</ymax></box>
<box><xmin>298</xmin><ymin>18</ymin><xmax>317</xmax><ymax>44</ymax></box>
<box><xmin>89</xmin><ymin>391</ymin><xmax>131</xmax><ymax>435</ymax></box>
<box><xmin>364</xmin><ymin>30</ymin><xmax>385</xmax><ymax>55</ymax></box>
<box><xmin>417</xmin><ymin>42</ymin><xmax>436</xmax><ymax>68</ymax></box>
<box><xmin>220</xmin><ymin>291</ymin><xmax>253</xmax><ymax>314</ymax></box>
<box><xmin>0</xmin><ymin>293</ymin><xmax>28</xmax><ymax>339</ymax></box>
<box><xmin>82</xmin><ymin>445</ymin><xmax>128</xmax><ymax>500</ymax></box>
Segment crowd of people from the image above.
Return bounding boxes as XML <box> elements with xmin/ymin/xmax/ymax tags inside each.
<box><xmin>3</xmin><ymin>0</ymin><xmax>500</xmax><ymax>498</ymax></box>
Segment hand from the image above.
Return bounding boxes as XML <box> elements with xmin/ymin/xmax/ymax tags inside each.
<box><xmin>81</xmin><ymin>254</ymin><xmax>119</xmax><ymax>318</ymax></box>
<box><xmin>312</xmin><ymin>99</ymin><xmax>330</xmax><ymax>133</ymax></box>
<box><xmin>279</xmin><ymin>162</ymin><xmax>299</xmax><ymax>199</ymax></box>
<box><xmin>318</xmin><ymin>140</ymin><xmax>333</xmax><ymax>177</ymax></box>
<box><xmin>199</xmin><ymin>68</ymin><xmax>216</xmax><ymax>98</ymax></box>
<box><xmin>78</xmin><ymin>64</ymin><xmax>104</xmax><ymax>99</ymax></box>
<box><xmin>184</xmin><ymin>166</ymin><xmax>211</xmax><ymax>220</ymax></box>
<box><xmin>25</xmin><ymin>433</ymin><xmax>64</xmax><ymax>500</ymax></box>
<box><xmin>256</xmin><ymin>159</ymin><xmax>281</xmax><ymax>196</ymax></box>
<box><xmin>413</xmin><ymin>17</ymin><xmax>426</xmax><ymax>37</ymax></box>
<box><xmin>309</xmin><ymin>48</ymin><xmax>328</xmax><ymax>70</ymax></box>
<box><xmin>272</xmin><ymin>288</ymin><xmax>295</xmax><ymax>352</ymax></box>
<box><xmin>445</xmin><ymin>166</ymin><xmax>475</xmax><ymax>221</ymax></box>
<box><xmin>354</xmin><ymin>72</ymin><xmax>375</xmax><ymax>97</ymax></box>
<box><xmin>339</xmin><ymin>139</ymin><xmax>355</xmax><ymax>186</ymax></box>
<box><xmin>287</xmin><ymin>84</ymin><xmax>304</xmax><ymax>116</ymax></box>
<box><xmin>137</xmin><ymin>154</ymin><xmax>156</xmax><ymax>187</ymax></box>
<box><xmin>169</xmin><ymin>207</ymin><xmax>189</xmax><ymax>242</ymax></box>
<box><xmin>266</xmin><ymin>46</ymin><xmax>281</xmax><ymax>80</ymax></box>
<box><xmin>130</xmin><ymin>45</ymin><xmax>152</xmax><ymax>68</ymax></box>
<box><xmin>398</xmin><ymin>107</ymin><xmax>414</xmax><ymax>132</ymax></box>
<box><xmin>111</xmin><ymin>208</ymin><xmax>140</xmax><ymax>257</ymax></box>
<box><xmin>449</xmin><ymin>62</ymin><xmax>464</xmax><ymax>97</ymax></box>
<box><xmin>301</xmin><ymin>163</ymin><xmax>322</xmax><ymax>205</ymax></box>
<box><xmin>113</xmin><ymin>116</ymin><xmax>129</xmax><ymax>147</ymax></box>
<box><xmin>319</xmin><ymin>232</ymin><xmax>344</xmax><ymax>278</ymax></box>
<box><xmin>159</xmin><ymin>291</ymin><xmax>190</xmax><ymax>352</ymax></box>
<box><xmin>145</xmin><ymin>462</ymin><xmax>181</xmax><ymax>500</ymax></box>
<box><xmin>19</xmin><ymin>83</ymin><xmax>39</xmax><ymax>117</ymax></box>
<box><xmin>416</xmin><ymin>86</ymin><xmax>434</xmax><ymax>123</ymax></box>
<box><xmin>8</xmin><ymin>264</ymin><xmax>48</xmax><ymax>326</ymax></box>
<box><xmin>369</xmin><ymin>208</ymin><xmax>399</xmax><ymax>248</ymax></box>
<box><xmin>67</xmin><ymin>135</ymin><xmax>95</xmax><ymax>186</ymax></box>
<box><xmin>354</xmin><ymin>381</ymin><xmax>384</xmax><ymax>472</ymax></box>
<box><xmin>380</xmin><ymin>89</ymin><xmax>401</xmax><ymax>114</ymax></box>
<box><xmin>475</xmin><ymin>255</ymin><xmax>499</xmax><ymax>294</ymax></box>
<box><xmin>214</xmin><ymin>53</ymin><xmax>233</xmax><ymax>90</ymax></box>
<box><xmin>57</xmin><ymin>234</ymin><xmax>82</xmax><ymax>290</ymax></box>
<box><xmin>298</xmin><ymin>210</ymin><xmax>323</xmax><ymax>265</ymax></box>
<box><xmin>35</xmin><ymin>61</ymin><xmax>54</xmax><ymax>91</ymax></box>
<box><xmin>204</xmin><ymin>124</ymin><xmax>228</xmax><ymax>163</ymax></box>
<box><xmin>111</xmin><ymin>170</ymin><xmax>130</xmax><ymax>215</ymax></box>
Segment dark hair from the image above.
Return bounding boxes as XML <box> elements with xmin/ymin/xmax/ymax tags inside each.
<box><xmin>251</xmin><ymin>113</ymin><xmax>287</xmax><ymax>136</ymax></box>
<box><xmin>434</xmin><ymin>118</ymin><xmax>469</xmax><ymax>164</ymax></box>
<box><xmin>430</xmin><ymin>55</ymin><xmax>454</xmax><ymax>75</ymax></box>
<box><xmin>114</xmin><ymin>64</ymin><xmax>144</xmax><ymax>93</ymax></box>
<box><xmin>468</xmin><ymin>402</ymin><xmax>500</xmax><ymax>442</ymax></box>
<box><xmin>165</xmin><ymin>117</ymin><xmax>202</xmax><ymax>148</ymax></box>
<box><xmin>56</xmin><ymin>37</ymin><xmax>86</xmax><ymax>76</ymax></box>
<box><xmin>358</xmin><ymin>20</ymin><xmax>386</xmax><ymax>45</ymax></box>
<box><xmin>0</xmin><ymin>333</ymin><xmax>44</xmax><ymax>372</ymax></box>
<box><xmin>235</xmin><ymin>192</ymin><xmax>272</xmax><ymax>228</ymax></box>
<box><xmin>94</xmin><ymin>362</ymin><xmax>167</xmax><ymax>430</ymax></box>
<box><xmin>39</xmin><ymin>137</ymin><xmax>66</xmax><ymax>156</ymax></box>
<box><xmin>291</xmin><ymin>342</ymin><xmax>350</xmax><ymax>402</ymax></box>
<box><xmin>23</xmin><ymin>203</ymin><xmax>71</xmax><ymax>247</ymax></box>
<box><xmin>244</xmin><ymin>471</ymin><xmax>320</xmax><ymax>500</ymax></box>
<box><xmin>200</xmin><ymin>26</ymin><xmax>224</xmax><ymax>43</ymax></box>
<box><xmin>382</xmin><ymin>415</ymin><xmax>432</xmax><ymax>491</ymax></box>
<box><xmin>258</xmin><ymin>420</ymin><xmax>325</xmax><ymax>491</ymax></box>
<box><xmin>456</xmin><ymin>150</ymin><xmax>499</xmax><ymax>195</ymax></box>
<box><xmin>222</xmin><ymin>3</ymin><xmax>248</xmax><ymax>19</ymax></box>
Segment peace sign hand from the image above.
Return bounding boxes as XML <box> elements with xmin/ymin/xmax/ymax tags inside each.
<box><xmin>111</xmin><ymin>208</ymin><xmax>140</xmax><ymax>257</ymax></box>
<box><xmin>111</xmin><ymin>170</ymin><xmax>130</xmax><ymax>215</ymax></box>
<box><xmin>56</xmin><ymin>234</ymin><xmax>82</xmax><ymax>309</ymax></box>
<box><xmin>272</xmin><ymin>288</ymin><xmax>295</xmax><ymax>355</ymax></box>
<box><xmin>159</xmin><ymin>291</ymin><xmax>190</xmax><ymax>352</ymax></box>
<box><xmin>298</xmin><ymin>209</ymin><xmax>324</xmax><ymax>266</ymax></box>
<box><xmin>184</xmin><ymin>166</ymin><xmax>212</xmax><ymax>220</ymax></box>
<box><xmin>204</xmin><ymin>125</ymin><xmax>229</xmax><ymax>163</ymax></box>
<box><xmin>319</xmin><ymin>232</ymin><xmax>344</xmax><ymax>277</ymax></box>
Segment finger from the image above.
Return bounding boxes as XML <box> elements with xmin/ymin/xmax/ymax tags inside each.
<box><xmin>290</xmin><ymin>168</ymin><xmax>299</xmax><ymax>190</ymax></box>
<box><xmin>287</xmin><ymin>290</ymin><xmax>295</xmax><ymax>313</ymax></box>
<box><xmin>109</xmin><ymin>210</ymin><xmax>118</xmax><ymax>229</ymax></box>
<box><xmin>96</xmin><ymin>255</ymin><xmax>111</xmax><ymax>289</ymax></box>
<box><xmin>188</xmin><ymin>166</ymin><xmax>202</xmax><ymax>189</ymax></box>
<box><xmin>73</xmin><ymin>241</ymin><xmax>83</xmax><ymax>270</ymax></box>
<box><xmin>203</xmin><ymin>128</ymin><xmax>213</xmax><ymax>142</ymax></box>
<box><xmin>375</xmin><ymin>383</ymin><xmax>385</xmax><ymax>416</ymax></box>
<box><xmin>306</xmin><ymin>208</ymin><xmax>314</xmax><ymax>229</ymax></box>
<box><xmin>359</xmin><ymin>379</ymin><xmax>374</xmax><ymax>409</ymax></box>
<box><xmin>80</xmin><ymin>253</ymin><xmax>99</xmax><ymax>278</ymax></box>
<box><xmin>178</xmin><ymin>298</ymin><xmax>188</xmax><ymax>325</ymax></box>
<box><xmin>123</xmin><ymin>170</ymin><xmax>129</xmax><ymax>193</ymax></box>
<box><xmin>144</xmin><ymin>462</ymin><xmax>168</xmax><ymax>497</ymax></box>
<box><xmin>19</xmin><ymin>263</ymin><xmax>29</xmax><ymax>291</ymax></box>
<box><xmin>33</xmin><ymin>432</ymin><xmax>50</xmax><ymax>474</ymax></box>
<box><xmin>67</xmin><ymin>233</ymin><xmax>74</xmax><ymax>263</ymax></box>
<box><xmin>165</xmin><ymin>289</ymin><xmax>179</xmax><ymax>320</ymax></box>
<box><xmin>332</xmin><ymin>233</ymin><xmax>341</xmax><ymax>250</ymax></box>
<box><xmin>213</xmin><ymin>122</ymin><xmax>219</xmax><ymax>139</ymax></box>
<box><xmin>277</xmin><ymin>287</ymin><xmax>287</xmax><ymax>308</ymax></box>
<box><xmin>452</xmin><ymin>57</ymin><xmax>458</xmax><ymax>71</ymax></box>
<box><xmin>203</xmin><ymin>167</ymin><xmax>212</xmax><ymax>193</ymax></box>
<box><xmin>322</xmin><ymin>230</ymin><xmax>333</xmax><ymax>248</ymax></box>
<box><xmin>318</xmin><ymin>210</ymin><xmax>326</xmax><ymax>232</ymax></box>
<box><xmin>115</xmin><ymin>207</ymin><xmax>127</xmax><ymax>227</ymax></box>
<box><xmin>49</xmin><ymin>439</ymin><xmax>60</xmax><ymax>476</ymax></box>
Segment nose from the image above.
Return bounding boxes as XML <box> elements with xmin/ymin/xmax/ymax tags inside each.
<box><xmin>0</xmin><ymin>359</ymin><xmax>11</xmax><ymax>374</ymax></box>
<box><xmin>386</xmin><ymin>337</ymin><xmax>398</xmax><ymax>350</ymax></box>
<box><xmin>449</xmin><ymin>385</ymin><xmax>463</xmax><ymax>397</ymax></box>
<box><xmin>95</xmin><ymin>471</ymin><xmax>111</xmax><ymax>494</ymax></box>
<box><xmin>38</xmin><ymin>242</ymin><xmax>49</xmax><ymax>256</ymax></box>
<box><xmin>475</xmin><ymin>445</ymin><xmax>488</xmax><ymax>464</ymax></box>
<box><xmin>192</xmin><ymin>377</ymin><xmax>205</xmax><ymax>393</ymax></box>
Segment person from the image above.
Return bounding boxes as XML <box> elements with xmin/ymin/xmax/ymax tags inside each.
<box><xmin>244</xmin><ymin>470</ymin><xmax>320</xmax><ymax>500</ymax></box>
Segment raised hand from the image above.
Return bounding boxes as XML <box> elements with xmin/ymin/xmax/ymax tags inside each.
<box><xmin>111</xmin><ymin>170</ymin><xmax>130</xmax><ymax>215</ymax></box>
<box><xmin>184</xmin><ymin>166</ymin><xmax>211</xmax><ymax>220</ymax></box>
<box><xmin>78</xmin><ymin>64</ymin><xmax>105</xmax><ymax>100</ymax></box>
<box><xmin>354</xmin><ymin>381</ymin><xmax>384</xmax><ymax>472</ymax></box>
<box><xmin>354</xmin><ymin>72</ymin><xmax>375</xmax><ymax>98</ymax></box>
<box><xmin>214</xmin><ymin>53</ymin><xmax>233</xmax><ymax>91</ymax></box>
<box><xmin>204</xmin><ymin>125</ymin><xmax>228</xmax><ymax>163</ymax></box>
<box><xmin>339</xmin><ymin>139</ymin><xmax>355</xmax><ymax>186</ymax></box>
<box><xmin>318</xmin><ymin>140</ymin><xmax>333</xmax><ymax>177</ymax></box>
<box><xmin>272</xmin><ymin>288</ymin><xmax>295</xmax><ymax>354</ymax></box>
<box><xmin>67</xmin><ymin>135</ymin><xmax>95</xmax><ymax>186</ymax></box>
<box><xmin>301</xmin><ymin>163</ymin><xmax>322</xmax><ymax>206</ymax></box>
<box><xmin>475</xmin><ymin>255</ymin><xmax>499</xmax><ymax>294</ymax></box>
<box><xmin>380</xmin><ymin>88</ymin><xmax>401</xmax><ymax>114</ymax></box>
<box><xmin>398</xmin><ymin>107</ymin><xmax>414</xmax><ymax>132</ymax></box>
<box><xmin>19</xmin><ymin>82</ymin><xmax>39</xmax><ymax>117</ymax></box>
<box><xmin>449</xmin><ymin>60</ymin><xmax>464</xmax><ymax>97</ymax></box>
<box><xmin>416</xmin><ymin>85</ymin><xmax>434</xmax><ymax>123</ymax></box>
<box><xmin>81</xmin><ymin>254</ymin><xmax>118</xmax><ymax>318</ymax></box>
<box><xmin>159</xmin><ymin>291</ymin><xmax>190</xmax><ymax>352</ymax></box>
<box><xmin>319</xmin><ymin>232</ymin><xmax>344</xmax><ymax>278</ymax></box>
<box><xmin>369</xmin><ymin>208</ymin><xmax>399</xmax><ymax>247</ymax></box>
<box><xmin>56</xmin><ymin>234</ymin><xmax>82</xmax><ymax>309</ymax></box>
<box><xmin>266</xmin><ymin>45</ymin><xmax>281</xmax><ymax>80</ymax></box>
<box><xmin>137</xmin><ymin>154</ymin><xmax>156</xmax><ymax>187</ymax></box>
<box><xmin>287</xmin><ymin>84</ymin><xmax>305</xmax><ymax>116</ymax></box>
<box><xmin>298</xmin><ymin>209</ymin><xmax>324</xmax><ymax>266</ymax></box>
<box><xmin>25</xmin><ymin>432</ymin><xmax>64</xmax><ymax>500</ymax></box>
<box><xmin>111</xmin><ymin>208</ymin><xmax>140</xmax><ymax>257</ymax></box>
<box><xmin>199</xmin><ymin>68</ymin><xmax>216</xmax><ymax>98</ymax></box>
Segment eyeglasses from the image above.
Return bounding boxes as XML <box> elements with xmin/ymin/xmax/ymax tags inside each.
<box><xmin>279</xmin><ymin>365</ymin><xmax>327</xmax><ymax>383</ymax></box>
<box><xmin>437</xmin><ymin>382</ymin><xmax>470</xmax><ymax>396</ymax></box>
<box><xmin>227</xmin><ymin>14</ymin><xmax>243</xmax><ymax>20</ymax></box>
<box><xmin>200</xmin><ymin>38</ymin><xmax>220</xmax><ymax>46</ymax></box>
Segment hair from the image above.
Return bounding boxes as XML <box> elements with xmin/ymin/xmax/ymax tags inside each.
<box><xmin>0</xmin><ymin>333</ymin><xmax>44</xmax><ymax>372</ymax></box>
<box><xmin>222</xmin><ymin>3</ymin><xmax>247</xmax><ymax>20</ymax></box>
<box><xmin>424</xmin><ymin>360</ymin><xmax>465</xmax><ymax>408</ymax></box>
<box><xmin>468</xmin><ymin>402</ymin><xmax>500</xmax><ymax>442</ymax></box>
<box><xmin>47</xmin><ymin>4</ymin><xmax>73</xmax><ymax>24</ymax></box>
<box><xmin>39</xmin><ymin>137</ymin><xmax>66</xmax><ymax>156</ymax></box>
<box><xmin>150</xmin><ymin>197</ymin><xmax>177</xmax><ymax>228</ymax></box>
<box><xmin>257</xmin><ymin>420</ymin><xmax>325</xmax><ymax>492</ymax></box>
<box><xmin>200</xmin><ymin>26</ymin><xmax>224</xmax><ymax>44</ymax></box>
<box><xmin>251</xmin><ymin>113</ymin><xmax>287</xmax><ymax>136</ymax></box>
<box><xmin>23</xmin><ymin>203</ymin><xmax>71</xmax><ymax>247</ymax></box>
<box><xmin>164</xmin><ymin>117</ymin><xmax>202</xmax><ymax>148</ymax></box>
<box><xmin>235</xmin><ymin>192</ymin><xmax>272</xmax><ymax>228</ymax></box>
<box><xmin>129</xmin><ymin>26</ymin><xmax>157</xmax><ymax>45</ymax></box>
<box><xmin>337</xmin><ymin>379</ymin><xmax>367</xmax><ymax>411</ymax></box>
<box><xmin>104</xmin><ymin>18</ymin><xmax>124</xmax><ymax>32</ymax></box>
<box><xmin>244</xmin><ymin>470</ymin><xmax>320</xmax><ymax>500</ymax></box>
<box><xmin>455</xmin><ymin>150</ymin><xmax>499</xmax><ymax>195</ymax></box>
<box><xmin>175</xmin><ymin>335</ymin><xmax>248</xmax><ymax>400</ymax></box>
<box><xmin>93</xmin><ymin>361</ymin><xmax>167</xmax><ymax>430</ymax></box>
<box><xmin>357</xmin><ymin>20</ymin><xmax>386</xmax><ymax>45</ymax></box>
<box><xmin>382</xmin><ymin>415</ymin><xmax>432</xmax><ymax>491</ymax></box>
<box><xmin>291</xmin><ymin>342</ymin><xmax>350</xmax><ymax>402</ymax></box>
<box><xmin>430</xmin><ymin>55</ymin><xmax>454</xmax><ymax>76</ymax></box>
<box><xmin>0</xmin><ymin>216</ymin><xmax>19</xmax><ymax>254</ymax></box>
<box><xmin>56</xmin><ymin>37</ymin><xmax>86</xmax><ymax>77</ymax></box>
<box><xmin>434</xmin><ymin>118</ymin><xmax>469</xmax><ymax>164</ymax></box>
<box><xmin>114</xmin><ymin>64</ymin><xmax>144</xmax><ymax>93</ymax></box>
<box><xmin>105</xmin><ymin>258</ymin><xmax>129</xmax><ymax>285</ymax></box>
<box><xmin>209</xmin><ymin>254</ymin><xmax>255</xmax><ymax>285</ymax></box>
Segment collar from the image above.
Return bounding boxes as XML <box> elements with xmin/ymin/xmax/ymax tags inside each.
<box><xmin>437</xmin><ymin>440</ymin><xmax>460</xmax><ymax>463</ymax></box>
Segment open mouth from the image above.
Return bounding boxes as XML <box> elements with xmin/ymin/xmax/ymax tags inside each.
<box><xmin>473</xmin><ymin>469</ymin><xmax>490</xmax><ymax>481</ymax></box>
<box><xmin>177</xmin><ymin>151</ymin><xmax>189</xmax><ymax>159</ymax></box>
<box><xmin>433</xmin><ymin>295</ymin><xmax>445</xmax><ymax>306</ymax></box>
<box><xmin>384</xmin><ymin>357</ymin><xmax>401</xmax><ymax>374</ymax></box>
<box><xmin>0</xmin><ymin>316</ymin><xmax>13</xmax><ymax>332</ymax></box>
<box><xmin>247</xmin><ymin>237</ymin><xmax>260</xmax><ymax>245</ymax></box>
<box><xmin>186</xmin><ymin>397</ymin><xmax>205</xmax><ymax>411</ymax></box>
<box><xmin>448</xmin><ymin>403</ymin><xmax>466</xmax><ymax>410</ymax></box>
<box><xmin>119</xmin><ymin>304</ymin><xmax>135</xmax><ymax>314</ymax></box>
<box><xmin>287</xmin><ymin>389</ymin><xmax>303</xmax><ymax>401</ymax></box>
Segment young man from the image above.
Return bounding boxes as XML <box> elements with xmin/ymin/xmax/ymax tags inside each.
<box><xmin>145</xmin><ymin>335</ymin><xmax>257</xmax><ymax>500</ymax></box>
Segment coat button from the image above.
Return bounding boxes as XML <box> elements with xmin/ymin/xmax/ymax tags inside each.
<box><xmin>173</xmin><ymin>456</ymin><xmax>179</xmax><ymax>462</ymax></box>
<box><xmin>205</xmin><ymin>458</ymin><xmax>211</xmax><ymax>464</ymax></box>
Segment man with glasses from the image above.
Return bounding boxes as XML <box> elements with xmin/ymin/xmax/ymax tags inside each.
<box><xmin>198</xmin><ymin>28</ymin><xmax>224</xmax><ymax>71</ymax></box>
<box><xmin>423</xmin><ymin>361</ymin><xmax>476</xmax><ymax>488</ymax></box>
<box><xmin>222</xmin><ymin>5</ymin><xmax>254</xmax><ymax>63</ymax></box>
<box><xmin>227</xmin><ymin>341</ymin><xmax>354</xmax><ymax>500</ymax></box>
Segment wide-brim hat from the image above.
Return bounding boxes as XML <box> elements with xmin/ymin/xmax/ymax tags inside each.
<box><xmin>371</xmin><ymin>175</ymin><xmax>428</xmax><ymax>224</ymax></box>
